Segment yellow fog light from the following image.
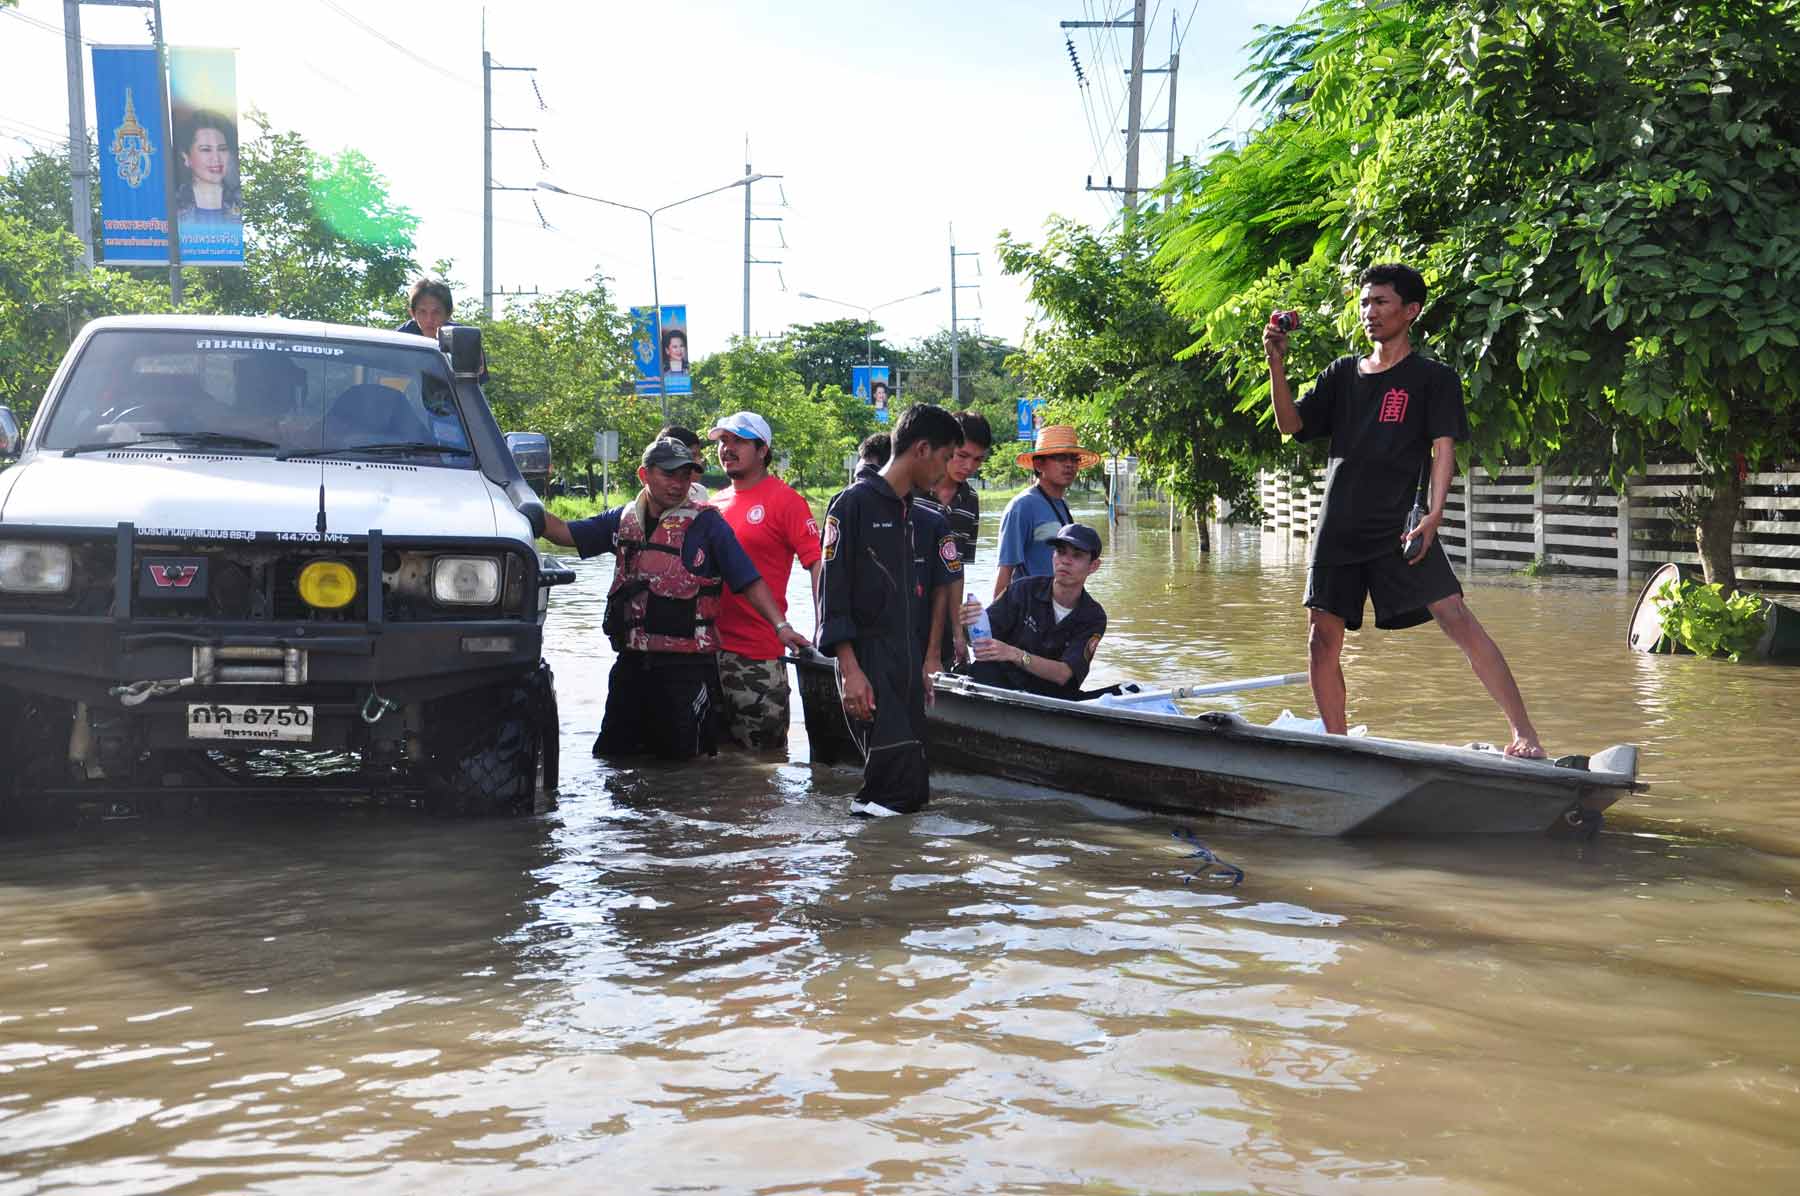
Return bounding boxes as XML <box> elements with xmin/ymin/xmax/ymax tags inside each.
<box><xmin>297</xmin><ymin>560</ymin><xmax>357</xmax><ymax>609</ymax></box>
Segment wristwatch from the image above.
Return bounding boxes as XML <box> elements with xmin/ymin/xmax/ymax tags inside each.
<box><xmin>1020</xmin><ymin>650</ymin><xmax>1033</xmax><ymax>669</ymax></box>
<box><xmin>775</xmin><ymin>620</ymin><xmax>792</xmax><ymax>632</ymax></box>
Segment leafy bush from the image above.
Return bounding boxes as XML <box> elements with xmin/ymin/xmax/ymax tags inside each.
<box><xmin>1653</xmin><ymin>577</ymin><xmax>1767</xmax><ymax>661</ymax></box>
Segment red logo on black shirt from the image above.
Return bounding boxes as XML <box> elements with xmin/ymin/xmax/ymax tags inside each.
<box><xmin>1378</xmin><ymin>388</ymin><xmax>1410</xmax><ymax>423</ymax></box>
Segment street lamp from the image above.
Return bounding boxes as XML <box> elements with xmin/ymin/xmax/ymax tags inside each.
<box><xmin>796</xmin><ymin>286</ymin><xmax>943</xmax><ymax>365</ymax></box>
<box><xmin>538</xmin><ymin>174</ymin><xmax>765</xmax><ymax>419</ymax></box>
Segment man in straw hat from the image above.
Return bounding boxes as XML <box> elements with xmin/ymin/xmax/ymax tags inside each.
<box><xmin>993</xmin><ymin>424</ymin><xmax>1102</xmax><ymax>600</ymax></box>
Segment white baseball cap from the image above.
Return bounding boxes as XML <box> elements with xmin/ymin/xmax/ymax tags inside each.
<box><xmin>706</xmin><ymin>411</ymin><xmax>772</xmax><ymax>444</ymax></box>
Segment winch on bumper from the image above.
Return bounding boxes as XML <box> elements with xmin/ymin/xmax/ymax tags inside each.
<box><xmin>0</xmin><ymin>521</ymin><xmax>577</xmax><ymax>814</ymax></box>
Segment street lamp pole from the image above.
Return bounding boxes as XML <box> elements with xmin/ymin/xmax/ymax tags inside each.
<box><xmin>539</xmin><ymin>175</ymin><xmax>763</xmax><ymax>421</ymax></box>
<box><xmin>795</xmin><ymin>285</ymin><xmax>942</xmax><ymax>373</ymax></box>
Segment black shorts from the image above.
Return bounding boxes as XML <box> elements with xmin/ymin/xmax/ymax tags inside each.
<box><xmin>595</xmin><ymin>651</ymin><xmax>720</xmax><ymax>760</ymax></box>
<box><xmin>1304</xmin><ymin>542</ymin><xmax>1462</xmax><ymax>631</ymax></box>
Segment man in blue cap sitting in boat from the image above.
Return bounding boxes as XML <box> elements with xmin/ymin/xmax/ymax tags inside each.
<box><xmin>961</xmin><ymin>523</ymin><xmax>1107</xmax><ymax>700</ymax></box>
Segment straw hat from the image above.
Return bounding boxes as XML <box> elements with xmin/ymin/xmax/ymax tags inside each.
<box><xmin>1016</xmin><ymin>423</ymin><xmax>1102</xmax><ymax>472</ymax></box>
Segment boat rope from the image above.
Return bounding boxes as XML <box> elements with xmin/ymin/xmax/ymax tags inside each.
<box><xmin>1172</xmin><ymin>827</ymin><xmax>1244</xmax><ymax>887</ymax></box>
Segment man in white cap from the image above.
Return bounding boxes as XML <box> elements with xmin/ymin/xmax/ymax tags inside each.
<box><xmin>993</xmin><ymin>424</ymin><xmax>1102</xmax><ymax>599</ymax></box>
<box><xmin>707</xmin><ymin>411</ymin><xmax>823</xmax><ymax>751</ymax></box>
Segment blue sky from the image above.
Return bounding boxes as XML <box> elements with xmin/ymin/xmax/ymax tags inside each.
<box><xmin>2</xmin><ymin>0</ymin><xmax>1308</xmax><ymax>354</ymax></box>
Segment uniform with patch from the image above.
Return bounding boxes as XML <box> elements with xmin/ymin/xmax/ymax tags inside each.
<box><xmin>906</xmin><ymin>494</ymin><xmax>960</xmax><ymax>663</ymax></box>
<box><xmin>912</xmin><ymin>479</ymin><xmax>980</xmax><ymax>564</ymax></box>
<box><xmin>710</xmin><ymin>474</ymin><xmax>822</xmax><ymax>750</ymax></box>
<box><xmin>817</xmin><ymin>471</ymin><xmax>929</xmax><ymax>814</ymax></box>
<box><xmin>967</xmin><ymin>574</ymin><xmax>1108</xmax><ymax>700</ymax></box>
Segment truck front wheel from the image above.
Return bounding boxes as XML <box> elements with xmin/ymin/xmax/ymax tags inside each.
<box><xmin>423</xmin><ymin>666</ymin><xmax>557</xmax><ymax>818</ymax></box>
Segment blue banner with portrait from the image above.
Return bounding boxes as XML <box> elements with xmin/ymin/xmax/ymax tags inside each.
<box><xmin>852</xmin><ymin>365</ymin><xmax>892</xmax><ymax>424</ymax></box>
<box><xmin>92</xmin><ymin>46</ymin><xmax>169</xmax><ymax>266</ymax></box>
<box><xmin>631</xmin><ymin>304</ymin><xmax>691</xmax><ymax>396</ymax></box>
<box><xmin>168</xmin><ymin>47</ymin><xmax>244</xmax><ymax>265</ymax></box>
<box><xmin>1016</xmin><ymin>398</ymin><xmax>1044</xmax><ymax>441</ymax></box>
<box><xmin>659</xmin><ymin>305</ymin><xmax>690</xmax><ymax>395</ymax></box>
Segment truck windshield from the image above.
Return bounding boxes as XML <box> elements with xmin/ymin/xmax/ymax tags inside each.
<box><xmin>42</xmin><ymin>330</ymin><xmax>476</xmax><ymax>466</ymax></box>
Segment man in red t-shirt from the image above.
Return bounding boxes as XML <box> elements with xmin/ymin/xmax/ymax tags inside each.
<box><xmin>707</xmin><ymin>411</ymin><xmax>823</xmax><ymax>751</ymax></box>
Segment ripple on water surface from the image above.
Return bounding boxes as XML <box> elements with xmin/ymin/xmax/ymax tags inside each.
<box><xmin>1</xmin><ymin>523</ymin><xmax>1797</xmax><ymax>1192</ymax></box>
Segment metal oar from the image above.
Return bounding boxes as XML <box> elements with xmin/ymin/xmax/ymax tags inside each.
<box><xmin>1104</xmin><ymin>671</ymin><xmax>1308</xmax><ymax>705</ymax></box>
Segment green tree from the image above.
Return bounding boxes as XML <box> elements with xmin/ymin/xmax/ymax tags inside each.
<box><xmin>0</xmin><ymin>213</ymin><xmax>165</xmax><ymax>417</ymax></box>
<box><xmin>0</xmin><ymin>148</ymin><xmax>94</xmax><ymax>239</ymax></box>
<box><xmin>778</xmin><ymin>318</ymin><xmax>904</xmax><ymax>396</ymax></box>
<box><xmin>1159</xmin><ymin>0</ymin><xmax>1800</xmax><ymax>592</ymax></box>
<box><xmin>999</xmin><ymin>218</ymin><xmax>1283</xmax><ymax>530</ymax></box>
<box><xmin>190</xmin><ymin>113</ymin><xmax>419</xmax><ymax>324</ymax></box>
<box><xmin>689</xmin><ymin>338</ymin><xmax>874</xmax><ymax>488</ymax></box>
<box><xmin>476</xmin><ymin>273</ymin><xmax>647</xmax><ymax>482</ymax></box>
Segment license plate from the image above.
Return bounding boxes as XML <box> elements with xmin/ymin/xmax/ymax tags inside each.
<box><xmin>187</xmin><ymin>703</ymin><xmax>314</xmax><ymax>743</ymax></box>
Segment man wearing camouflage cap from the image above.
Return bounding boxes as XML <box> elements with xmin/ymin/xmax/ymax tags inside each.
<box><xmin>542</xmin><ymin>438</ymin><xmax>809</xmax><ymax>759</ymax></box>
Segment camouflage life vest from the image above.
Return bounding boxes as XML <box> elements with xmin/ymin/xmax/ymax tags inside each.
<box><xmin>603</xmin><ymin>497</ymin><xmax>723</xmax><ymax>653</ymax></box>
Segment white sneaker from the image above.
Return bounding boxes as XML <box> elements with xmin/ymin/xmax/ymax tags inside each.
<box><xmin>849</xmin><ymin>798</ymin><xmax>904</xmax><ymax>819</ymax></box>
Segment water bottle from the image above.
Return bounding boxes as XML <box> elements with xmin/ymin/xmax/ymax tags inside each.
<box><xmin>965</xmin><ymin>598</ymin><xmax>991</xmax><ymax>643</ymax></box>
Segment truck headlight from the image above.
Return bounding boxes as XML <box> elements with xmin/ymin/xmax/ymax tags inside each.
<box><xmin>432</xmin><ymin>556</ymin><xmax>501</xmax><ymax>605</ymax></box>
<box><xmin>0</xmin><ymin>542</ymin><xmax>73</xmax><ymax>593</ymax></box>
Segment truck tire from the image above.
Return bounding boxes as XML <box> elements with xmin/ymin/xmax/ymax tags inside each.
<box><xmin>536</xmin><ymin>666</ymin><xmax>560</xmax><ymax>801</ymax></box>
<box><xmin>424</xmin><ymin>665</ymin><xmax>557</xmax><ymax>818</ymax></box>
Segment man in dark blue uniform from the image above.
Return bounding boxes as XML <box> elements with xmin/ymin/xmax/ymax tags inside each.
<box><xmin>964</xmin><ymin>523</ymin><xmax>1108</xmax><ymax>700</ymax></box>
<box><xmin>818</xmin><ymin>406</ymin><xmax>964</xmax><ymax>817</ymax></box>
<box><xmin>850</xmin><ymin>433</ymin><xmax>962</xmax><ymax>685</ymax></box>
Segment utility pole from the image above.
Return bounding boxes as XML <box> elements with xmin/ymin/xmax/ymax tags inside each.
<box><xmin>1063</xmin><ymin>4</ymin><xmax>1150</xmax><ymax>213</ymax></box>
<box><xmin>741</xmin><ymin>140</ymin><xmax>783</xmax><ymax>339</ymax></box>
<box><xmin>63</xmin><ymin>1</ymin><xmax>93</xmax><ymax>269</ymax></box>
<box><xmin>1122</xmin><ymin>0</ymin><xmax>1147</xmax><ymax>215</ymax></box>
<box><xmin>948</xmin><ymin>225</ymin><xmax>981</xmax><ymax>405</ymax></box>
<box><xmin>1164</xmin><ymin>15</ymin><xmax>1179</xmax><ymax>173</ymax></box>
<box><xmin>151</xmin><ymin>0</ymin><xmax>180</xmax><ymax>302</ymax></box>
<box><xmin>1136</xmin><ymin>14</ymin><xmax>1180</xmax><ymax>174</ymax></box>
<box><xmin>481</xmin><ymin>15</ymin><xmax>537</xmax><ymax>318</ymax></box>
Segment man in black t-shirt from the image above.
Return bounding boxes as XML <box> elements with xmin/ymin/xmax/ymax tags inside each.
<box><xmin>1264</xmin><ymin>263</ymin><xmax>1544</xmax><ymax>759</ymax></box>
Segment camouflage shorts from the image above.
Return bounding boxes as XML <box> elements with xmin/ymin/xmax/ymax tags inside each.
<box><xmin>716</xmin><ymin>650</ymin><xmax>792</xmax><ymax>751</ymax></box>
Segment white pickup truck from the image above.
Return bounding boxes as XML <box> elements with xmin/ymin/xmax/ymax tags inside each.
<box><xmin>0</xmin><ymin>315</ymin><xmax>574</xmax><ymax>819</ymax></box>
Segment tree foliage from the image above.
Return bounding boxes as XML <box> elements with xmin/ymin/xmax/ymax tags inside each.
<box><xmin>1155</xmin><ymin>0</ymin><xmax>1800</xmax><ymax>589</ymax></box>
<box><xmin>189</xmin><ymin>113</ymin><xmax>419</xmax><ymax>324</ymax></box>
<box><xmin>476</xmin><ymin>273</ymin><xmax>647</xmax><ymax>483</ymax></box>
<box><xmin>690</xmin><ymin>338</ymin><xmax>874</xmax><ymax>488</ymax></box>
<box><xmin>0</xmin><ymin>212</ymin><xmax>165</xmax><ymax>417</ymax></box>
<box><xmin>999</xmin><ymin>219</ymin><xmax>1281</xmax><ymax>520</ymax></box>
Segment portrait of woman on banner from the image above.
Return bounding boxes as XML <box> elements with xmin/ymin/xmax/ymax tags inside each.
<box><xmin>661</xmin><ymin>327</ymin><xmax>689</xmax><ymax>375</ymax></box>
<box><xmin>174</xmin><ymin>110</ymin><xmax>242</xmax><ymax>223</ymax></box>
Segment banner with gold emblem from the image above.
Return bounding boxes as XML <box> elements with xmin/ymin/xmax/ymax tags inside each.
<box><xmin>93</xmin><ymin>45</ymin><xmax>169</xmax><ymax>265</ymax></box>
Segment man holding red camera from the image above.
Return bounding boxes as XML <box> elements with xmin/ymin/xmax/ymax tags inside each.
<box><xmin>1264</xmin><ymin>263</ymin><xmax>1544</xmax><ymax>758</ymax></box>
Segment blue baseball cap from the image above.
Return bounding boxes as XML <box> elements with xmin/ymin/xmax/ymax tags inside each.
<box><xmin>707</xmin><ymin>411</ymin><xmax>772</xmax><ymax>444</ymax></box>
<box><xmin>1048</xmin><ymin>523</ymin><xmax>1102</xmax><ymax>557</ymax></box>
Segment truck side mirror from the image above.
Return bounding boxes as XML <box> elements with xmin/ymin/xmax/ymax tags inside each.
<box><xmin>439</xmin><ymin>325</ymin><xmax>485</xmax><ymax>379</ymax></box>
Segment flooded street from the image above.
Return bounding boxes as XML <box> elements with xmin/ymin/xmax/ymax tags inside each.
<box><xmin>2</xmin><ymin>506</ymin><xmax>1797</xmax><ymax>1194</ymax></box>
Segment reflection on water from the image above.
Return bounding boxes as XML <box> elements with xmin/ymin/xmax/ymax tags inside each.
<box><xmin>2</xmin><ymin>510</ymin><xmax>1797</xmax><ymax>1192</ymax></box>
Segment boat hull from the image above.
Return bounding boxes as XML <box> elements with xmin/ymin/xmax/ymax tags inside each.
<box><xmin>791</xmin><ymin>656</ymin><xmax>1639</xmax><ymax>836</ymax></box>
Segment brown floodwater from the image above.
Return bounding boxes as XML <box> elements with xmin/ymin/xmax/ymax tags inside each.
<box><xmin>2</xmin><ymin>504</ymin><xmax>1797</xmax><ymax>1194</ymax></box>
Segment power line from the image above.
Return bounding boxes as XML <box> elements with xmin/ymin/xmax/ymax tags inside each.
<box><xmin>1</xmin><ymin>6</ymin><xmax>92</xmax><ymax>47</ymax></box>
<box><xmin>316</xmin><ymin>0</ymin><xmax>477</xmax><ymax>91</ymax></box>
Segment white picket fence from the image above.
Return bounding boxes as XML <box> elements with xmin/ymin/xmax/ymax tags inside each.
<box><xmin>1258</xmin><ymin>463</ymin><xmax>1800</xmax><ymax>589</ymax></box>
